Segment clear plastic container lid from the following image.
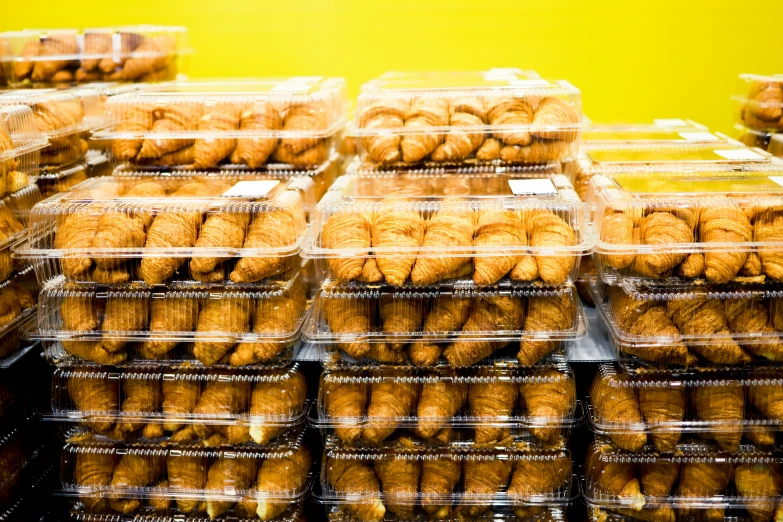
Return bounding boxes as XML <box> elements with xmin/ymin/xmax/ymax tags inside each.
<box><xmin>589</xmin><ymin>363</ymin><xmax>783</xmax><ymax>454</ymax></box>
<box><xmin>733</xmin><ymin>74</ymin><xmax>783</xmax><ymax>132</ymax></box>
<box><xmin>590</xmin><ymin>279</ymin><xmax>783</xmax><ymax>371</ymax></box>
<box><xmin>353</xmin><ymin>75</ymin><xmax>583</xmax><ymax>167</ymax></box>
<box><xmin>313</xmin><ymin>365</ymin><xmax>578</xmax><ymax>449</ymax></box>
<box><xmin>587</xmin><ymin>167</ymin><xmax>783</xmax><ymax>286</ymax></box>
<box><xmin>0</xmin><ymin>88</ymin><xmax>102</xmax><ymax>136</ymax></box>
<box><xmin>59</xmin><ymin>441</ymin><xmax>312</xmax><ymax>519</ymax></box>
<box><xmin>584</xmin><ymin>437</ymin><xmax>783</xmax><ymax>512</ymax></box>
<box><xmin>18</xmin><ymin>176</ymin><xmax>313</xmax><ymax>288</ymax></box>
<box><xmin>0</xmin><ymin>26</ymin><xmax>189</xmax><ymax>86</ymax></box>
<box><xmin>32</xmin><ymin>273</ymin><xmax>308</xmax><ymax>367</ymax></box>
<box><xmin>0</xmin><ymin>105</ymin><xmax>48</xmax><ymax>176</ymax></box>
<box><xmin>92</xmin><ymin>78</ymin><xmax>348</xmax><ymax>170</ymax></box>
<box><xmin>305</xmin><ymin>283</ymin><xmax>585</xmax><ymax>368</ymax></box>
<box><xmin>303</xmin><ymin>173</ymin><xmax>590</xmax><ymax>288</ymax></box>
<box><xmin>582</xmin><ymin>119</ymin><xmax>713</xmax><ymax>143</ymax></box>
<box><xmin>47</xmin><ymin>364</ymin><xmax>309</xmax><ymax>447</ymax></box>
<box><xmin>0</xmin><ymin>182</ymin><xmax>41</xmax><ymax>281</ymax></box>
<box><xmin>316</xmin><ymin>446</ymin><xmax>574</xmax><ymax>520</ymax></box>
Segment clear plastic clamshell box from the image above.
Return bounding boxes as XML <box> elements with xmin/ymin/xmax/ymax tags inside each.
<box><xmin>315</xmin><ymin>446</ymin><xmax>574</xmax><ymax>522</ymax></box>
<box><xmin>91</xmin><ymin>78</ymin><xmax>348</xmax><ymax>170</ymax></box>
<box><xmin>33</xmin><ymin>272</ymin><xmax>309</xmax><ymax>367</ymax></box>
<box><xmin>58</xmin><ymin>441</ymin><xmax>313</xmax><ymax>520</ymax></box>
<box><xmin>567</xmin><ymin>135</ymin><xmax>773</xmax><ymax>201</ymax></box>
<box><xmin>733</xmin><ymin>74</ymin><xmax>783</xmax><ymax>132</ymax></box>
<box><xmin>0</xmin><ymin>105</ymin><xmax>48</xmax><ymax>196</ymax></box>
<box><xmin>580</xmin><ymin>119</ymin><xmax>713</xmax><ymax>144</ymax></box>
<box><xmin>17</xmin><ymin>175</ymin><xmax>313</xmax><ymax>288</ymax></box>
<box><xmin>0</xmin><ymin>268</ymin><xmax>38</xmax><ymax>362</ymax></box>
<box><xmin>304</xmin><ymin>283</ymin><xmax>585</xmax><ymax>368</ymax></box>
<box><xmin>0</xmin><ymin>183</ymin><xmax>41</xmax><ymax>283</ymax></box>
<box><xmin>0</xmin><ymin>88</ymin><xmax>103</xmax><ymax>168</ymax></box>
<box><xmin>303</xmin><ymin>173</ymin><xmax>590</xmax><ymax>289</ymax></box>
<box><xmin>587</xmin><ymin>166</ymin><xmax>783</xmax><ymax>287</ymax></box>
<box><xmin>0</xmin><ymin>26</ymin><xmax>189</xmax><ymax>87</ymax></box>
<box><xmin>313</xmin><ymin>365</ymin><xmax>578</xmax><ymax>449</ymax></box>
<box><xmin>324</xmin><ymin>508</ymin><xmax>568</xmax><ymax>522</ymax></box>
<box><xmin>46</xmin><ymin>364</ymin><xmax>309</xmax><ymax>447</ymax></box>
<box><xmin>589</xmin><ymin>363</ymin><xmax>783</xmax><ymax>454</ymax></box>
<box><xmin>590</xmin><ymin>279</ymin><xmax>783</xmax><ymax>372</ymax></box>
<box><xmin>583</xmin><ymin>437</ymin><xmax>783</xmax><ymax>521</ymax></box>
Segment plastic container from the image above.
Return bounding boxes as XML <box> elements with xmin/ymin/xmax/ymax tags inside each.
<box><xmin>32</xmin><ymin>272</ymin><xmax>308</xmax><ymax>367</ymax></box>
<box><xmin>589</xmin><ymin>364</ymin><xmax>783</xmax><ymax>453</ymax></box>
<box><xmin>91</xmin><ymin>78</ymin><xmax>348</xmax><ymax>170</ymax></box>
<box><xmin>584</xmin><ymin>437</ymin><xmax>783</xmax><ymax>518</ymax></box>
<box><xmin>582</xmin><ymin>119</ymin><xmax>713</xmax><ymax>144</ymax></box>
<box><xmin>47</xmin><ymin>364</ymin><xmax>309</xmax><ymax>447</ymax></box>
<box><xmin>0</xmin><ymin>105</ymin><xmax>48</xmax><ymax>197</ymax></box>
<box><xmin>353</xmin><ymin>74</ymin><xmax>583</xmax><ymax>168</ymax></box>
<box><xmin>590</xmin><ymin>279</ymin><xmax>783</xmax><ymax>371</ymax></box>
<box><xmin>0</xmin><ymin>27</ymin><xmax>189</xmax><ymax>87</ymax></box>
<box><xmin>733</xmin><ymin>74</ymin><xmax>783</xmax><ymax>132</ymax></box>
<box><xmin>305</xmin><ymin>283</ymin><xmax>585</xmax><ymax>368</ymax></box>
<box><xmin>0</xmin><ymin>268</ymin><xmax>38</xmax><ymax>361</ymax></box>
<box><xmin>0</xmin><ymin>183</ymin><xmax>41</xmax><ymax>283</ymax></box>
<box><xmin>303</xmin><ymin>173</ymin><xmax>590</xmax><ymax>288</ymax></box>
<box><xmin>587</xmin><ymin>167</ymin><xmax>783</xmax><ymax>287</ymax></box>
<box><xmin>315</xmin><ymin>446</ymin><xmax>574</xmax><ymax>522</ymax></box>
<box><xmin>17</xmin><ymin>176</ymin><xmax>313</xmax><ymax>288</ymax></box>
<box><xmin>58</xmin><ymin>441</ymin><xmax>313</xmax><ymax>519</ymax></box>
<box><xmin>313</xmin><ymin>365</ymin><xmax>578</xmax><ymax>449</ymax></box>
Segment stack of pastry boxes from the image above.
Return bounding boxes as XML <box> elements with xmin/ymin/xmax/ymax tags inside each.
<box><xmin>14</xmin><ymin>77</ymin><xmax>351</xmax><ymax>522</ymax></box>
<box><xmin>579</xmin><ymin>110</ymin><xmax>783</xmax><ymax>521</ymax></box>
<box><xmin>0</xmin><ymin>89</ymin><xmax>56</xmax><ymax>521</ymax></box>
<box><xmin>302</xmin><ymin>70</ymin><xmax>591</xmax><ymax>522</ymax></box>
<box><xmin>732</xmin><ymin>74</ymin><xmax>783</xmax><ymax>159</ymax></box>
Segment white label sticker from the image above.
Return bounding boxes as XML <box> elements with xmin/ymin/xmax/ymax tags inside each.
<box><xmin>713</xmin><ymin>149</ymin><xmax>765</xmax><ymax>161</ymax></box>
<box><xmin>678</xmin><ymin>132</ymin><xmax>719</xmax><ymax>141</ymax></box>
<box><xmin>508</xmin><ymin>179</ymin><xmax>557</xmax><ymax>196</ymax></box>
<box><xmin>769</xmin><ymin>176</ymin><xmax>783</xmax><ymax>187</ymax></box>
<box><xmin>222</xmin><ymin>180</ymin><xmax>279</xmax><ymax>198</ymax></box>
<box><xmin>653</xmin><ymin>119</ymin><xmax>688</xmax><ymax>127</ymax></box>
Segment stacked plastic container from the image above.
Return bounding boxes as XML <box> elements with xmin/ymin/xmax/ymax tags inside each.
<box><xmin>732</xmin><ymin>74</ymin><xmax>783</xmax><ymax>157</ymax></box>
<box><xmin>14</xmin><ymin>77</ymin><xmax>351</xmax><ymax>522</ymax></box>
<box><xmin>301</xmin><ymin>70</ymin><xmax>590</xmax><ymax>522</ymax></box>
<box><xmin>580</xmin><ymin>107</ymin><xmax>783</xmax><ymax>522</ymax></box>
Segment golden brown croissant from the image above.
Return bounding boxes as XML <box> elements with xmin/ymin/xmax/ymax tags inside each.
<box><xmin>700</xmin><ymin>198</ymin><xmax>752</xmax><ymax>283</ymax></box>
<box><xmin>111</xmin><ymin>106</ymin><xmax>156</xmax><ymax>162</ymax></box>
<box><xmin>372</xmin><ymin>198</ymin><xmax>426</xmax><ymax>286</ymax></box>
<box><xmin>459</xmin><ymin>457</ymin><xmax>512</xmax><ymax>517</ymax></box>
<box><xmin>140</xmin><ymin>297</ymin><xmax>198</xmax><ymax>359</ymax></box>
<box><xmin>431</xmin><ymin>107</ymin><xmax>486</xmax><ymax>162</ymax></box>
<box><xmin>487</xmin><ymin>97</ymin><xmax>533</xmax><ymax>146</ymax></box>
<box><xmin>591</xmin><ymin>371</ymin><xmax>647</xmax><ymax>452</ymax></box>
<box><xmin>531</xmin><ymin>97</ymin><xmax>580</xmax><ymax>142</ymax></box>
<box><xmin>524</xmin><ymin>210</ymin><xmax>576</xmax><ymax>285</ymax></box>
<box><xmin>678</xmin><ymin>461</ymin><xmax>732</xmax><ymax>518</ymax></box>
<box><xmin>192</xmin><ymin>296</ymin><xmax>253</xmax><ymax>366</ymax></box>
<box><xmin>692</xmin><ymin>383</ymin><xmax>744</xmax><ymax>452</ymax></box>
<box><xmin>734</xmin><ymin>463</ymin><xmax>783</xmax><ymax>522</ymax></box>
<box><xmin>747</xmin><ymin>81</ymin><xmax>783</xmax><ymax>123</ymax></box>
<box><xmin>75</xmin><ymin>452</ymin><xmax>117</xmax><ymax>513</ymax></box>
<box><xmin>401</xmin><ymin>97</ymin><xmax>449</xmax><ymax>163</ymax></box>
<box><xmin>323</xmin><ymin>374</ymin><xmax>368</xmax><ymax>445</ymax></box>
<box><xmin>640</xmin><ymin>461</ymin><xmax>679</xmax><ymax>497</ymax></box>
<box><xmin>138</xmin><ymin>103</ymin><xmax>201</xmax><ymax>160</ymax></box>
<box><xmin>362</xmin><ymin>375</ymin><xmax>418</xmax><ymax>445</ymax></box>
<box><xmin>248</xmin><ymin>368</ymin><xmax>306</xmax><ymax>445</ymax></box>
<box><xmin>508</xmin><ymin>453</ymin><xmax>571</xmax><ymax>499</ymax></box>
<box><xmin>322</xmin><ymin>209</ymin><xmax>373</xmax><ymax>283</ymax></box>
<box><xmin>255</xmin><ymin>446</ymin><xmax>312</xmax><ymax>521</ymax></box>
<box><xmin>68</xmin><ymin>374</ymin><xmax>119</xmax><ymax>436</ymax></box>
<box><xmin>468</xmin><ymin>369</ymin><xmax>517</xmax><ymax>444</ymax></box>
<box><xmin>379</xmin><ymin>296</ymin><xmax>424</xmax><ymax>352</ymax></box>
<box><xmin>600</xmin><ymin>209</ymin><xmax>637</xmax><ymax>270</ymax></box>
<box><xmin>476</xmin><ymin>137</ymin><xmax>502</xmax><ymax>161</ymax></box>
<box><xmin>725</xmin><ymin>298</ymin><xmax>783</xmax><ymax>361</ymax></box>
<box><xmin>327</xmin><ymin>457</ymin><xmax>386</xmax><ymax>522</ymax></box>
<box><xmin>473</xmin><ymin>207</ymin><xmax>527</xmax><ymax>286</ymax></box>
<box><xmin>322</xmin><ymin>295</ymin><xmax>373</xmax><ymax>360</ymax></box>
<box><xmin>416</xmin><ymin>374</ymin><xmax>467</xmax><ymax>439</ymax></box>
<box><xmin>193</xmin><ymin>102</ymin><xmax>241</xmax><ymax>168</ymax></box>
<box><xmin>167</xmin><ymin>455</ymin><xmax>206</xmax><ymax>513</ymax></box>
<box><xmin>637</xmin><ymin>384</ymin><xmax>685</xmax><ymax>453</ymax></box>
<box><xmin>99</xmin><ymin>295</ymin><xmax>148</xmax><ymax>353</ymax></box>
<box><xmin>632</xmin><ymin>212</ymin><xmax>692</xmax><ymax>278</ymax></box>
<box><xmin>188</xmin><ymin>379</ymin><xmax>251</xmax><ymax>441</ymax></box>
<box><xmin>161</xmin><ymin>379</ymin><xmax>200</xmax><ymax>433</ymax></box>
<box><xmin>114</xmin><ymin>378</ymin><xmax>161</xmax><ymax>438</ymax></box>
<box><xmin>205</xmin><ymin>457</ymin><xmax>257</xmax><ymax>519</ymax></box>
<box><xmin>518</xmin><ymin>293</ymin><xmax>573</xmax><ymax>366</ymax></box>
<box><xmin>519</xmin><ymin>368</ymin><xmax>576</xmax><ymax>444</ymax></box>
<box><xmin>410</xmin><ymin>200</ymin><xmax>475</xmax><ymax>286</ymax></box>
<box><xmin>410</xmin><ymin>295</ymin><xmax>471</xmax><ymax>367</ymax></box>
<box><xmin>374</xmin><ymin>457</ymin><xmax>420</xmax><ymax>518</ymax></box>
<box><xmin>231</xmin><ymin>102</ymin><xmax>281</xmax><ymax>168</ymax></box>
<box><xmin>189</xmin><ymin>210</ymin><xmax>250</xmax><ymax>276</ymax></box>
<box><xmin>420</xmin><ymin>457</ymin><xmax>461</xmax><ymax>519</ymax></box>
<box><xmin>109</xmin><ymin>454</ymin><xmax>162</xmax><ymax>514</ymax></box>
<box><xmin>121</xmin><ymin>35</ymin><xmax>175</xmax><ymax>80</ymax></box>
<box><xmin>359</xmin><ymin>99</ymin><xmax>407</xmax><ymax>164</ymax></box>
<box><xmin>587</xmin><ymin>446</ymin><xmax>644</xmax><ymax>510</ymax></box>
<box><xmin>756</xmin><ymin>209</ymin><xmax>783</xmax><ymax>280</ymax></box>
<box><xmin>749</xmin><ymin>378</ymin><xmax>783</xmax><ymax>421</ymax></box>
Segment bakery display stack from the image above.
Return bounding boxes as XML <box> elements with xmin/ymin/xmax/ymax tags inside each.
<box><xmin>14</xmin><ymin>77</ymin><xmax>351</xmax><ymax>521</ymax></box>
<box><xmin>574</xmin><ymin>88</ymin><xmax>783</xmax><ymax>521</ymax></box>
<box><xmin>302</xmin><ymin>70</ymin><xmax>591</xmax><ymax>522</ymax></box>
<box><xmin>733</xmin><ymin>74</ymin><xmax>783</xmax><ymax>159</ymax></box>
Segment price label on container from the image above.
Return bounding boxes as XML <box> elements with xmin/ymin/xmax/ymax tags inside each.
<box><xmin>678</xmin><ymin>132</ymin><xmax>719</xmax><ymax>141</ymax></box>
<box><xmin>713</xmin><ymin>149</ymin><xmax>766</xmax><ymax>161</ymax></box>
<box><xmin>222</xmin><ymin>180</ymin><xmax>279</xmax><ymax>199</ymax></box>
<box><xmin>508</xmin><ymin>179</ymin><xmax>557</xmax><ymax>196</ymax></box>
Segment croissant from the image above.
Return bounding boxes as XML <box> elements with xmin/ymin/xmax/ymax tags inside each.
<box><xmin>487</xmin><ymin>97</ymin><xmax>533</xmax><ymax>146</ymax></box>
<box><xmin>692</xmin><ymin>383</ymin><xmax>744</xmax><ymax>452</ymax></box>
<box><xmin>632</xmin><ymin>212</ymin><xmax>692</xmax><ymax>278</ymax></box>
<box><xmin>322</xmin><ymin>209</ymin><xmax>373</xmax><ymax>282</ymax></box>
<box><xmin>524</xmin><ymin>210</ymin><xmax>576</xmax><ymax>285</ymax></box>
<box><xmin>700</xmin><ymin>199</ymin><xmax>752</xmax><ymax>283</ymax></box>
<box><xmin>362</xmin><ymin>374</ymin><xmax>418</xmax><ymax>445</ymax></box>
<box><xmin>372</xmin><ymin>198</ymin><xmax>426</xmax><ymax>286</ymax></box>
<box><xmin>255</xmin><ymin>447</ymin><xmax>312</xmax><ymax>521</ymax></box>
<box><xmin>380</xmin><ymin>296</ymin><xmax>424</xmax><ymax>352</ymax></box>
<box><xmin>678</xmin><ymin>461</ymin><xmax>732</xmax><ymax>518</ymax></box>
<box><xmin>193</xmin><ymin>102</ymin><xmax>241</xmax><ymax>168</ymax></box>
<box><xmin>531</xmin><ymin>97</ymin><xmax>580</xmax><ymax>142</ymax></box>
<box><xmin>205</xmin><ymin>457</ymin><xmax>257</xmax><ymax>519</ymax></box>
<box><xmin>587</xmin><ymin>446</ymin><xmax>644</xmax><ymax>510</ymax></box>
<box><xmin>473</xmin><ymin>207</ymin><xmax>527</xmax><ymax>286</ymax></box>
<box><xmin>421</xmin><ymin>458</ymin><xmax>461</xmax><ymax>519</ymax></box>
<box><xmin>590</xmin><ymin>371</ymin><xmax>647</xmax><ymax>452</ymax></box>
<box><xmin>138</xmin><ymin>103</ymin><xmax>201</xmax><ymax>160</ymax></box>
<box><xmin>374</xmin><ymin>458</ymin><xmax>420</xmax><ymax>518</ymax></box>
<box><xmin>111</xmin><ymin>106</ymin><xmax>156</xmax><ymax>161</ymax></box>
<box><xmin>734</xmin><ymin>463</ymin><xmax>783</xmax><ymax>522</ymax></box>
<box><xmin>600</xmin><ymin>209</ymin><xmax>637</xmax><ymax>270</ymax></box>
<box><xmin>359</xmin><ymin>99</ymin><xmax>407</xmax><ymax>164</ymax></box>
<box><xmin>120</xmin><ymin>35</ymin><xmax>175</xmax><ymax>80</ymax></box>
<box><xmin>188</xmin><ymin>380</ymin><xmax>251</xmax><ymax>441</ymax></box>
<box><xmin>322</xmin><ymin>296</ymin><xmax>373</xmax><ymax>360</ymax></box>
<box><xmin>110</xmin><ymin>454</ymin><xmax>162</xmax><ymax>514</ymax></box>
<box><xmin>520</xmin><ymin>368</ymin><xmax>576</xmax><ymax>444</ymax></box>
<box><xmin>69</xmin><ymin>375</ymin><xmax>119</xmax><ymax>436</ymax></box>
<box><xmin>637</xmin><ymin>384</ymin><xmax>685</xmax><ymax>453</ymax></box>
<box><xmin>248</xmin><ymin>369</ymin><xmax>307</xmax><ymax>445</ymax></box>
<box><xmin>189</xmin><ymin>211</ymin><xmax>250</xmax><ymax>276</ymax></box>
<box><xmin>115</xmin><ymin>378</ymin><xmax>162</xmax><ymax>438</ymax></box>
<box><xmin>641</xmin><ymin>461</ymin><xmax>679</xmax><ymax>497</ymax></box>
<box><xmin>741</xmin><ymin>252</ymin><xmax>763</xmax><ymax>277</ymax></box>
<box><xmin>167</xmin><ymin>455</ymin><xmax>206</xmax><ymax>513</ymax></box>
<box><xmin>748</xmin><ymin>378</ymin><xmax>783</xmax><ymax>421</ymax></box>
<box><xmin>756</xmin><ymin>209</ymin><xmax>783</xmax><ymax>281</ymax></box>
<box><xmin>327</xmin><ymin>458</ymin><xmax>386</xmax><ymax>522</ymax></box>
<box><xmin>231</xmin><ymin>102</ymin><xmax>281</xmax><ymax>168</ymax></box>
<box><xmin>162</xmin><ymin>379</ymin><xmax>200</xmax><ymax>433</ymax></box>
<box><xmin>140</xmin><ymin>297</ymin><xmax>199</xmax><ymax>359</ymax></box>
<box><xmin>508</xmin><ymin>453</ymin><xmax>572</xmax><ymax>498</ymax></box>
<box><xmin>431</xmin><ymin>109</ymin><xmax>486</xmax><ymax>162</ymax></box>
<box><xmin>499</xmin><ymin>140</ymin><xmax>570</xmax><ymax>163</ymax></box>
<box><xmin>192</xmin><ymin>296</ymin><xmax>253</xmax><ymax>366</ymax></box>
<box><xmin>459</xmin><ymin>457</ymin><xmax>512</xmax><ymax>517</ymax></box>
<box><xmin>747</xmin><ymin>81</ymin><xmax>783</xmax><ymax>123</ymax></box>
<box><xmin>476</xmin><ymin>137</ymin><xmax>502</xmax><ymax>161</ymax></box>
<box><xmin>444</xmin><ymin>295</ymin><xmax>525</xmax><ymax>367</ymax></box>
<box><xmin>100</xmin><ymin>295</ymin><xmax>148</xmax><ymax>354</ymax></box>
<box><xmin>468</xmin><ymin>369</ymin><xmax>517</xmax><ymax>444</ymax></box>
<box><xmin>411</xmin><ymin>200</ymin><xmax>475</xmax><ymax>286</ymax></box>
<box><xmin>416</xmin><ymin>374</ymin><xmax>467</xmax><ymax>439</ymax></box>
<box><xmin>75</xmin><ymin>452</ymin><xmax>116</xmax><ymax>513</ymax></box>
<box><xmin>401</xmin><ymin>97</ymin><xmax>449</xmax><ymax>163</ymax></box>
<box><xmin>518</xmin><ymin>293</ymin><xmax>573</xmax><ymax>366</ymax></box>
<box><xmin>725</xmin><ymin>298</ymin><xmax>783</xmax><ymax>361</ymax></box>
<box><xmin>323</xmin><ymin>375</ymin><xmax>368</xmax><ymax>445</ymax></box>
<box><xmin>410</xmin><ymin>295</ymin><xmax>471</xmax><ymax>367</ymax></box>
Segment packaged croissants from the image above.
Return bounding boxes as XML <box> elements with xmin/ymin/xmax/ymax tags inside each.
<box><xmin>315</xmin><ymin>365</ymin><xmax>577</xmax><ymax>448</ymax></box>
<box><xmin>95</xmin><ymin>78</ymin><xmax>347</xmax><ymax>170</ymax></box>
<box><xmin>305</xmin><ymin>284</ymin><xmax>583</xmax><ymax>367</ymax></box>
<box><xmin>593</xmin><ymin>280</ymin><xmax>783</xmax><ymax>370</ymax></box>
<box><xmin>590</xmin><ymin>364</ymin><xmax>783</xmax><ymax>453</ymax></box>
<box><xmin>0</xmin><ymin>26</ymin><xmax>188</xmax><ymax>86</ymax></box>
<box><xmin>734</xmin><ymin>74</ymin><xmax>783</xmax><ymax>132</ymax></box>
<box><xmin>36</xmin><ymin>273</ymin><xmax>308</xmax><ymax>367</ymax></box>
<box><xmin>320</xmin><ymin>447</ymin><xmax>572</xmax><ymax>522</ymax></box>
<box><xmin>52</xmin><ymin>365</ymin><xmax>308</xmax><ymax>446</ymax></box>
<box><xmin>589</xmin><ymin>166</ymin><xmax>783</xmax><ymax>286</ymax></box>
<box><xmin>0</xmin><ymin>105</ymin><xmax>48</xmax><ymax>198</ymax></box>
<box><xmin>19</xmin><ymin>176</ymin><xmax>312</xmax><ymax>288</ymax></box>
<box><xmin>63</xmin><ymin>442</ymin><xmax>312</xmax><ymax>519</ymax></box>
<box><xmin>584</xmin><ymin>438</ymin><xmax>783</xmax><ymax>522</ymax></box>
<box><xmin>305</xmin><ymin>173</ymin><xmax>589</xmax><ymax>288</ymax></box>
<box><xmin>352</xmin><ymin>71</ymin><xmax>583</xmax><ymax>168</ymax></box>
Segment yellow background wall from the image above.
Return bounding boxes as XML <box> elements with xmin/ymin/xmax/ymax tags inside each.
<box><xmin>3</xmin><ymin>0</ymin><xmax>782</xmax><ymax>134</ymax></box>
